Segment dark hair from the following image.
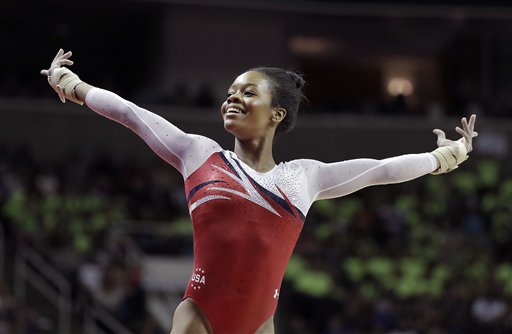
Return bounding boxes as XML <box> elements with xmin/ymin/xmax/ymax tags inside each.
<box><xmin>249</xmin><ymin>67</ymin><xmax>307</xmax><ymax>135</ymax></box>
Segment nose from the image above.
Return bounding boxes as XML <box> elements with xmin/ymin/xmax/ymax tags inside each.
<box><xmin>227</xmin><ymin>91</ymin><xmax>242</xmax><ymax>104</ymax></box>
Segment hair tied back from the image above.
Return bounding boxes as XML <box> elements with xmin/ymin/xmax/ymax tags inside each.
<box><xmin>287</xmin><ymin>70</ymin><xmax>306</xmax><ymax>90</ymax></box>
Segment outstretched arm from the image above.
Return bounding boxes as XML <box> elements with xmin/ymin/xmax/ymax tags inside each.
<box><xmin>297</xmin><ymin>115</ymin><xmax>478</xmax><ymax>202</ymax></box>
<box><xmin>40</xmin><ymin>49</ymin><xmax>221</xmax><ymax>178</ymax></box>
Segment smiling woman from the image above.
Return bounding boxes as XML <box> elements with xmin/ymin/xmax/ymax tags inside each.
<box><xmin>221</xmin><ymin>71</ymin><xmax>280</xmax><ymax>144</ymax></box>
<box><xmin>221</xmin><ymin>69</ymin><xmax>306</xmax><ymax>143</ymax></box>
<box><xmin>41</xmin><ymin>49</ymin><xmax>477</xmax><ymax>334</ymax></box>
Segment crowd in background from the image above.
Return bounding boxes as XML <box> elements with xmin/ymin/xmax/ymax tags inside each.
<box><xmin>1</xmin><ymin>144</ymin><xmax>511</xmax><ymax>333</ymax></box>
<box><xmin>0</xmin><ymin>147</ymin><xmax>183</xmax><ymax>334</ymax></box>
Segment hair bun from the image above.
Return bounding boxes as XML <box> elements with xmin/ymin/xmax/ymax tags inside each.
<box><xmin>287</xmin><ymin>71</ymin><xmax>306</xmax><ymax>90</ymax></box>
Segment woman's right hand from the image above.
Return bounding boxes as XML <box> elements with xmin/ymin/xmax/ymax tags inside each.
<box><xmin>40</xmin><ymin>49</ymin><xmax>84</xmax><ymax>104</ymax></box>
<box><xmin>40</xmin><ymin>48</ymin><xmax>74</xmax><ymax>102</ymax></box>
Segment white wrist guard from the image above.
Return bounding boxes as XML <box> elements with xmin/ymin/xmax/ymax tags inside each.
<box><xmin>49</xmin><ymin>67</ymin><xmax>84</xmax><ymax>105</ymax></box>
<box><xmin>430</xmin><ymin>140</ymin><xmax>468</xmax><ymax>175</ymax></box>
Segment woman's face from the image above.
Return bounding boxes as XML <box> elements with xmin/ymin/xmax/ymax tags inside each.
<box><xmin>221</xmin><ymin>71</ymin><xmax>279</xmax><ymax>140</ymax></box>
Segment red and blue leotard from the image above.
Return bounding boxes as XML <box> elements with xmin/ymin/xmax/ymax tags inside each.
<box><xmin>85</xmin><ymin>88</ymin><xmax>438</xmax><ymax>333</ymax></box>
<box><xmin>183</xmin><ymin>151</ymin><xmax>306</xmax><ymax>333</ymax></box>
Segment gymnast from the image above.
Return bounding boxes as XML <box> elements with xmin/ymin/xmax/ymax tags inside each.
<box><xmin>41</xmin><ymin>49</ymin><xmax>477</xmax><ymax>334</ymax></box>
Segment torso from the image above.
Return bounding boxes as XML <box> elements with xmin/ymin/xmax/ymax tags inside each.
<box><xmin>180</xmin><ymin>150</ymin><xmax>310</xmax><ymax>333</ymax></box>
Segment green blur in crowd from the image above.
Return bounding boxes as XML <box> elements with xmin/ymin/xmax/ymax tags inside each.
<box><xmin>3</xmin><ymin>190</ymin><xmax>125</xmax><ymax>254</ymax></box>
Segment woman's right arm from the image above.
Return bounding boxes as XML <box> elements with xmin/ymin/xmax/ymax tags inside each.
<box><xmin>84</xmin><ymin>87</ymin><xmax>222</xmax><ymax>177</ymax></box>
<box><xmin>41</xmin><ymin>49</ymin><xmax>221</xmax><ymax>177</ymax></box>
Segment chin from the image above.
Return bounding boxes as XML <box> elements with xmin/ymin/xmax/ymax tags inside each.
<box><xmin>223</xmin><ymin>120</ymin><xmax>235</xmax><ymax>131</ymax></box>
<box><xmin>224</xmin><ymin>123</ymin><xmax>250</xmax><ymax>140</ymax></box>
<box><xmin>224</xmin><ymin>121</ymin><xmax>239</xmax><ymax>136</ymax></box>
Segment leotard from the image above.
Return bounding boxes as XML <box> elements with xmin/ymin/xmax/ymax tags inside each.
<box><xmin>85</xmin><ymin>88</ymin><xmax>437</xmax><ymax>333</ymax></box>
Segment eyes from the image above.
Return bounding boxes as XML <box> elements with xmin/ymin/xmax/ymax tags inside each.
<box><xmin>226</xmin><ymin>90</ymin><xmax>256</xmax><ymax>98</ymax></box>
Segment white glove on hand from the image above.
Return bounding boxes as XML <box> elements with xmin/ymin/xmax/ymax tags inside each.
<box><xmin>40</xmin><ymin>49</ymin><xmax>84</xmax><ymax>105</ymax></box>
<box><xmin>431</xmin><ymin>114</ymin><xmax>478</xmax><ymax>175</ymax></box>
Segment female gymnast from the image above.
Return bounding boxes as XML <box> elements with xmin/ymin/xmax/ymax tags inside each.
<box><xmin>41</xmin><ymin>49</ymin><xmax>477</xmax><ymax>334</ymax></box>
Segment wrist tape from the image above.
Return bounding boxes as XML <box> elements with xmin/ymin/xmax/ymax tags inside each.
<box><xmin>55</xmin><ymin>68</ymin><xmax>84</xmax><ymax>105</ymax></box>
<box><xmin>431</xmin><ymin>140</ymin><xmax>468</xmax><ymax>175</ymax></box>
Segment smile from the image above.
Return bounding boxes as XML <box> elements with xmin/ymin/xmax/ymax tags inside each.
<box><xmin>225</xmin><ymin>106</ymin><xmax>245</xmax><ymax>114</ymax></box>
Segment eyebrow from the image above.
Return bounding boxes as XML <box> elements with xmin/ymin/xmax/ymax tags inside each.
<box><xmin>229</xmin><ymin>83</ymin><xmax>259</xmax><ymax>91</ymax></box>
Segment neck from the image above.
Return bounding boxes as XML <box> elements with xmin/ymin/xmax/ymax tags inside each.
<box><xmin>233</xmin><ymin>135</ymin><xmax>276</xmax><ymax>173</ymax></box>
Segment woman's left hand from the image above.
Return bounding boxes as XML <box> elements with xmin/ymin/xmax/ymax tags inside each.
<box><xmin>455</xmin><ymin>114</ymin><xmax>478</xmax><ymax>153</ymax></box>
<box><xmin>433</xmin><ymin>114</ymin><xmax>478</xmax><ymax>154</ymax></box>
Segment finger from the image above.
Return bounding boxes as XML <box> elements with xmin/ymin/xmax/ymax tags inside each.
<box><xmin>461</xmin><ymin>115</ymin><xmax>478</xmax><ymax>140</ymax></box>
<box><xmin>468</xmin><ymin>114</ymin><xmax>476</xmax><ymax>132</ymax></box>
<box><xmin>461</xmin><ymin>117</ymin><xmax>468</xmax><ymax>132</ymax></box>
<box><xmin>456</xmin><ymin>126</ymin><xmax>471</xmax><ymax>137</ymax></box>
<box><xmin>433</xmin><ymin>129</ymin><xmax>446</xmax><ymax>146</ymax></box>
<box><xmin>60</xmin><ymin>51</ymin><xmax>73</xmax><ymax>60</ymax></box>
<box><xmin>57</xmin><ymin>59</ymin><xmax>73</xmax><ymax>66</ymax></box>
<box><xmin>433</xmin><ymin>129</ymin><xmax>446</xmax><ymax>139</ymax></box>
<box><xmin>40</xmin><ymin>69</ymin><xmax>49</xmax><ymax>76</ymax></box>
<box><xmin>455</xmin><ymin>126</ymin><xmax>470</xmax><ymax>140</ymax></box>
<box><xmin>52</xmin><ymin>48</ymin><xmax>64</xmax><ymax>63</ymax></box>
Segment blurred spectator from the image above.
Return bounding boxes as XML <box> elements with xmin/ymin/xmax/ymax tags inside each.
<box><xmin>471</xmin><ymin>282</ymin><xmax>508</xmax><ymax>331</ymax></box>
<box><xmin>93</xmin><ymin>266</ymin><xmax>126</xmax><ymax>312</ymax></box>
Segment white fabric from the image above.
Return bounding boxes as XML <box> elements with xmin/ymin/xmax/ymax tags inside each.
<box><xmin>294</xmin><ymin>154</ymin><xmax>437</xmax><ymax>203</ymax></box>
<box><xmin>85</xmin><ymin>87</ymin><xmax>437</xmax><ymax>215</ymax></box>
<box><xmin>85</xmin><ymin>88</ymin><xmax>222</xmax><ymax>178</ymax></box>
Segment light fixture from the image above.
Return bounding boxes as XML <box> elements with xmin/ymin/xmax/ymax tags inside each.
<box><xmin>387</xmin><ymin>78</ymin><xmax>414</xmax><ymax>96</ymax></box>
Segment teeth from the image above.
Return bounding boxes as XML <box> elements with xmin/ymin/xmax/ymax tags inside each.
<box><xmin>226</xmin><ymin>107</ymin><xmax>242</xmax><ymax>114</ymax></box>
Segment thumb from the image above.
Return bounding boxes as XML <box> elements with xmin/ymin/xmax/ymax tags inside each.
<box><xmin>41</xmin><ymin>69</ymin><xmax>49</xmax><ymax>76</ymax></box>
<box><xmin>433</xmin><ymin>129</ymin><xmax>446</xmax><ymax>146</ymax></box>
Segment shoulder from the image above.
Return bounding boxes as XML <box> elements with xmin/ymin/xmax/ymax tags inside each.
<box><xmin>180</xmin><ymin>135</ymin><xmax>223</xmax><ymax>178</ymax></box>
<box><xmin>274</xmin><ymin>159</ymin><xmax>324</xmax><ymax>181</ymax></box>
<box><xmin>181</xmin><ymin>134</ymin><xmax>223</xmax><ymax>156</ymax></box>
<box><xmin>285</xmin><ymin>158</ymin><xmax>324</xmax><ymax>173</ymax></box>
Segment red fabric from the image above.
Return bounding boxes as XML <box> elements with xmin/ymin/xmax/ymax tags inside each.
<box><xmin>183</xmin><ymin>152</ymin><xmax>303</xmax><ymax>333</ymax></box>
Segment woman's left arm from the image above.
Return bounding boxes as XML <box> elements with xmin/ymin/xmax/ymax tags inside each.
<box><xmin>297</xmin><ymin>115</ymin><xmax>478</xmax><ymax>202</ymax></box>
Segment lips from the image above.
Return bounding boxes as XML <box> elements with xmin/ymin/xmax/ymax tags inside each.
<box><xmin>224</xmin><ymin>105</ymin><xmax>245</xmax><ymax>115</ymax></box>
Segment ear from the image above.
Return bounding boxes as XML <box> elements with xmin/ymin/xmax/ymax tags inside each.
<box><xmin>272</xmin><ymin>107</ymin><xmax>287</xmax><ymax>123</ymax></box>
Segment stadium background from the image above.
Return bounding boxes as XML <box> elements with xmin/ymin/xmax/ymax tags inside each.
<box><xmin>1</xmin><ymin>0</ymin><xmax>511</xmax><ymax>333</ymax></box>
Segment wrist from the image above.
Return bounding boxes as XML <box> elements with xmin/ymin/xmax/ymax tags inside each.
<box><xmin>430</xmin><ymin>142</ymin><xmax>468</xmax><ymax>175</ymax></box>
<box><xmin>74</xmin><ymin>82</ymin><xmax>93</xmax><ymax>102</ymax></box>
<box><xmin>429</xmin><ymin>153</ymin><xmax>441</xmax><ymax>171</ymax></box>
<box><xmin>56</xmin><ymin>69</ymin><xmax>84</xmax><ymax>105</ymax></box>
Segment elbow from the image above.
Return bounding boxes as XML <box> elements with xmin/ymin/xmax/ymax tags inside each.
<box><xmin>377</xmin><ymin>159</ymin><xmax>425</xmax><ymax>184</ymax></box>
<box><xmin>371</xmin><ymin>162</ymin><xmax>403</xmax><ymax>185</ymax></box>
<box><xmin>116</xmin><ymin>105</ymin><xmax>139</xmax><ymax>129</ymax></box>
